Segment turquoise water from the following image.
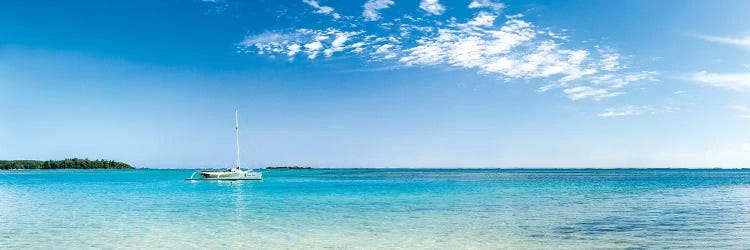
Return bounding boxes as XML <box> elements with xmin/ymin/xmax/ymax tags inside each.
<box><xmin>2</xmin><ymin>169</ymin><xmax>750</xmax><ymax>249</ymax></box>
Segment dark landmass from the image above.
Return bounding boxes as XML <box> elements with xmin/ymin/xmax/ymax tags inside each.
<box><xmin>266</xmin><ymin>166</ymin><xmax>312</xmax><ymax>170</ymax></box>
<box><xmin>0</xmin><ymin>158</ymin><xmax>134</xmax><ymax>170</ymax></box>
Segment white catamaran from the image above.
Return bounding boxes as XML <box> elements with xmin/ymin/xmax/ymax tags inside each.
<box><xmin>186</xmin><ymin>110</ymin><xmax>262</xmax><ymax>181</ymax></box>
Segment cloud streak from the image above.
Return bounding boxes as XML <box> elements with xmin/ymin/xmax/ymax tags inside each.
<box><xmin>682</xmin><ymin>71</ymin><xmax>750</xmax><ymax>92</ymax></box>
<box><xmin>598</xmin><ymin>105</ymin><xmax>653</xmax><ymax>117</ymax></box>
<box><xmin>694</xmin><ymin>34</ymin><xmax>750</xmax><ymax>49</ymax></box>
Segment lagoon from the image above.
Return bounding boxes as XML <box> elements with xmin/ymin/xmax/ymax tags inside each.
<box><xmin>1</xmin><ymin>169</ymin><xmax>750</xmax><ymax>249</ymax></box>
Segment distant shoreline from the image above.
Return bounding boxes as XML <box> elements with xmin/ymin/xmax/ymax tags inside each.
<box><xmin>0</xmin><ymin>159</ymin><xmax>134</xmax><ymax>170</ymax></box>
<box><xmin>266</xmin><ymin>166</ymin><xmax>312</xmax><ymax>170</ymax></box>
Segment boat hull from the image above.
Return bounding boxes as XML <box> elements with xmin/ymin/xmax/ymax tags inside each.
<box><xmin>186</xmin><ymin>171</ymin><xmax>262</xmax><ymax>180</ymax></box>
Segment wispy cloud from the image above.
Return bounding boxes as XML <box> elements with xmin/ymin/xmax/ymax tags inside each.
<box><xmin>238</xmin><ymin>32</ymin><xmax>293</xmax><ymax>45</ymax></box>
<box><xmin>419</xmin><ymin>0</ymin><xmax>445</xmax><ymax>15</ymax></box>
<box><xmin>302</xmin><ymin>0</ymin><xmax>341</xmax><ymax>19</ymax></box>
<box><xmin>237</xmin><ymin>29</ymin><xmax>363</xmax><ymax>60</ymax></box>
<box><xmin>694</xmin><ymin>34</ymin><xmax>750</xmax><ymax>49</ymax></box>
<box><xmin>468</xmin><ymin>0</ymin><xmax>505</xmax><ymax>11</ymax></box>
<box><xmin>564</xmin><ymin>86</ymin><xmax>623</xmax><ymax>101</ymax></box>
<box><xmin>598</xmin><ymin>105</ymin><xmax>654</xmax><ymax>117</ymax></box>
<box><xmin>363</xmin><ymin>0</ymin><xmax>395</xmax><ymax>21</ymax></box>
<box><xmin>682</xmin><ymin>71</ymin><xmax>750</xmax><ymax>92</ymax></box>
<box><xmin>597</xmin><ymin>105</ymin><xmax>679</xmax><ymax>118</ymax></box>
<box><xmin>237</xmin><ymin>0</ymin><xmax>657</xmax><ymax>101</ymax></box>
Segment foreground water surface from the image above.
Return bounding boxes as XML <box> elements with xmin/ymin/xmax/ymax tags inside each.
<box><xmin>1</xmin><ymin>169</ymin><xmax>750</xmax><ymax>249</ymax></box>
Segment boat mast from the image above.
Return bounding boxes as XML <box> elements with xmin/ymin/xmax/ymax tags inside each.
<box><xmin>235</xmin><ymin>109</ymin><xmax>241</xmax><ymax>169</ymax></box>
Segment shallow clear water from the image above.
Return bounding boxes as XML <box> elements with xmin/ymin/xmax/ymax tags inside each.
<box><xmin>1</xmin><ymin>169</ymin><xmax>750</xmax><ymax>249</ymax></box>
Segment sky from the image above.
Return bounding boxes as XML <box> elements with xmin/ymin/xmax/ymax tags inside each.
<box><xmin>1</xmin><ymin>0</ymin><xmax>749</xmax><ymax>168</ymax></box>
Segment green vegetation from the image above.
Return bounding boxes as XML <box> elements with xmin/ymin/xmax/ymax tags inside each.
<box><xmin>266</xmin><ymin>166</ymin><xmax>312</xmax><ymax>169</ymax></box>
<box><xmin>0</xmin><ymin>158</ymin><xmax>134</xmax><ymax>170</ymax></box>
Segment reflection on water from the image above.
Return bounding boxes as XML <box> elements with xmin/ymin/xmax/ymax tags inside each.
<box><xmin>1</xmin><ymin>169</ymin><xmax>749</xmax><ymax>249</ymax></box>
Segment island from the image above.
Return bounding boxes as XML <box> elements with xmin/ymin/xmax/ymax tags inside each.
<box><xmin>0</xmin><ymin>158</ymin><xmax>134</xmax><ymax>170</ymax></box>
<box><xmin>266</xmin><ymin>166</ymin><xmax>312</xmax><ymax>170</ymax></box>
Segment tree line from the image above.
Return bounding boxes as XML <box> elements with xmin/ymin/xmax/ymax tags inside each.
<box><xmin>0</xmin><ymin>158</ymin><xmax>134</xmax><ymax>170</ymax></box>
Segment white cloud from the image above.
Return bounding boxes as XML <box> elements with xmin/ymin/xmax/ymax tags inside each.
<box><xmin>350</xmin><ymin>42</ymin><xmax>366</xmax><ymax>53</ymax></box>
<box><xmin>465</xmin><ymin>11</ymin><xmax>497</xmax><ymax>27</ymax></box>
<box><xmin>599</xmin><ymin>53</ymin><xmax>621</xmax><ymax>71</ymax></box>
<box><xmin>563</xmin><ymin>86</ymin><xmax>622</xmax><ymax>101</ymax></box>
<box><xmin>238</xmin><ymin>4</ymin><xmax>657</xmax><ymax>102</ymax></box>
<box><xmin>237</xmin><ymin>32</ymin><xmax>291</xmax><ymax>46</ymax></box>
<box><xmin>303</xmin><ymin>41</ymin><xmax>323</xmax><ymax>59</ymax></box>
<box><xmin>419</xmin><ymin>0</ymin><xmax>445</xmax><ymax>15</ymax></box>
<box><xmin>694</xmin><ymin>34</ymin><xmax>750</xmax><ymax>49</ymax></box>
<box><xmin>468</xmin><ymin>0</ymin><xmax>505</xmax><ymax>11</ymax></box>
<box><xmin>302</xmin><ymin>0</ymin><xmax>341</xmax><ymax>19</ymax></box>
<box><xmin>375</xmin><ymin>44</ymin><xmax>397</xmax><ymax>59</ymax></box>
<box><xmin>323</xmin><ymin>31</ymin><xmax>357</xmax><ymax>57</ymax></box>
<box><xmin>363</xmin><ymin>0</ymin><xmax>395</xmax><ymax>21</ymax></box>
<box><xmin>598</xmin><ymin>105</ymin><xmax>654</xmax><ymax>117</ymax></box>
<box><xmin>597</xmin><ymin>105</ymin><xmax>678</xmax><ymax>117</ymax></box>
<box><xmin>590</xmin><ymin>71</ymin><xmax>658</xmax><ymax>88</ymax></box>
<box><xmin>683</xmin><ymin>71</ymin><xmax>750</xmax><ymax>92</ymax></box>
<box><xmin>287</xmin><ymin>44</ymin><xmax>301</xmax><ymax>57</ymax></box>
<box><xmin>237</xmin><ymin>28</ymin><xmax>366</xmax><ymax>59</ymax></box>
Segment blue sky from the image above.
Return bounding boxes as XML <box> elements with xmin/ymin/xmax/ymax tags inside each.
<box><xmin>1</xmin><ymin>0</ymin><xmax>749</xmax><ymax>168</ymax></box>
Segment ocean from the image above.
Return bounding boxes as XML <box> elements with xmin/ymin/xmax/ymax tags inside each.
<box><xmin>1</xmin><ymin>169</ymin><xmax>749</xmax><ymax>249</ymax></box>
